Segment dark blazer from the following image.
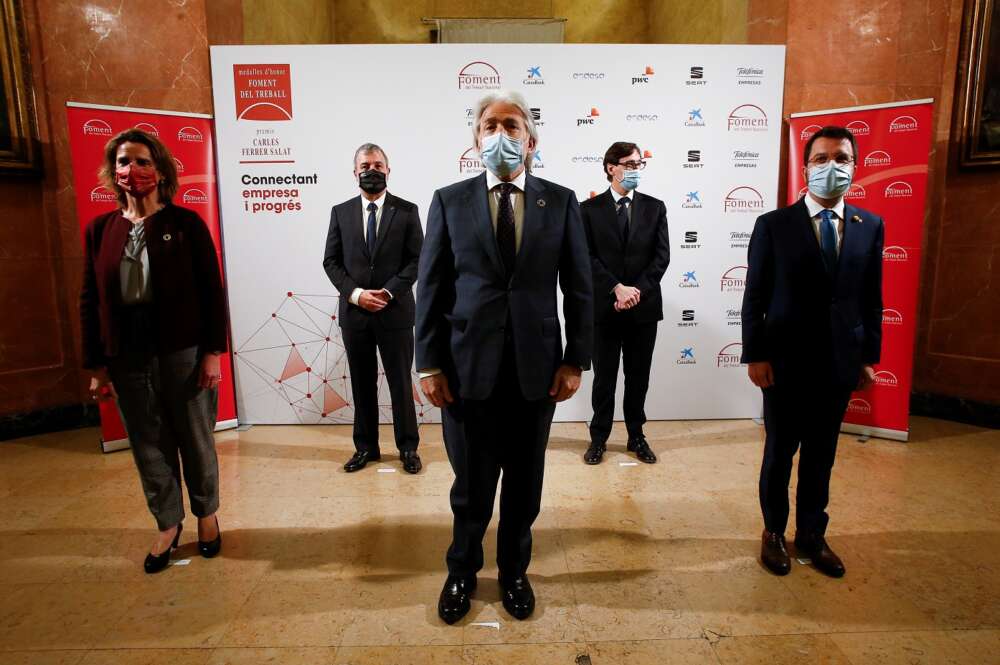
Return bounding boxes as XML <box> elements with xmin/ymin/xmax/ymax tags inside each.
<box><xmin>80</xmin><ymin>204</ymin><xmax>228</xmax><ymax>369</ymax></box>
<box><xmin>581</xmin><ymin>189</ymin><xmax>670</xmax><ymax>323</ymax></box>
<box><xmin>741</xmin><ymin>198</ymin><xmax>884</xmax><ymax>389</ymax></box>
<box><xmin>415</xmin><ymin>172</ymin><xmax>594</xmax><ymax>402</ymax></box>
<box><xmin>323</xmin><ymin>192</ymin><xmax>423</xmax><ymax>330</ymax></box>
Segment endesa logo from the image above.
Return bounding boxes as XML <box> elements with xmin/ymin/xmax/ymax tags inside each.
<box><xmin>724</xmin><ymin>186</ymin><xmax>765</xmax><ymax>214</ymax></box>
<box><xmin>847</xmin><ymin>398</ymin><xmax>873</xmax><ymax>415</ymax></box>
<box><xmin>883</xmin><ymin>245</ymin><xmax>909</xmax><ymax>262</ymax></box>
<box><xmin>83</xmin><ymin>119</ymin><xmax>113</xmax><ymax>137</ymax></box>
<box><xmin>458</xmin><ymin>61</ymin><xmax>501</xmax><ymax>90</ymax></box>
<box><xmin>687</xmin><ymin>66</ymin><xmax>706</xmax><ymax>85</ymax></box>
<box><xmin>720</xmin><ymin>266</ymin><xmax>747</xmax><ymax>293</ymax></box>
<box><xmin>134</xmin><ymin>122</ymin><xmax>158</xmax><ymax>136</ymax></box>
<box><xmin>679</xmin><ymin>270</ymin><xmax>699</xmax><ymax>288</ymax></box>
<box><xmin>736</xmin><ymin>66</ymin><xmax>764</xmax><ymax>85</ymax></box>
<box><xmin>577</xmin><ymin>107</ymin><xmax>600</xmax><ymax>126</ymax></box>
<box><xmin>799</xmin><ymin>124</ymin><xmax>822</xmax><ymax>141</ymax></box>
<box><xmin>864</xmin><ymin>150</ymin><xmax>892</xmax><ymax>167</ymax></box>
<box><xmin>459</xmin><ymin>147</ymin><xmax>484</xmax><ymax>174</ymax></box>
<box><xmin>728</xmin><ymin>104</ymin><xmax>768</xmax><ymax>132</ymax></box>
<box><xmin>717</xmin><ymin>343</ymin><xmax>744</xmax><ymax>368</ymax></box>
<box><xmin>234</xmin><ymin>64</ymin><xmax>293</xmax><ymax>120</ymax></box>
<box><xmin>884</xmin><ymin>181</ymin><xmax>914</xmax><ymax>198</ymax></box>
<box><xmin>632</xmin><ymin>65</ymin><xmax>655</xmax><ymax>85</ymax></box>
<box><xmin>873</xmin><ymin>370</ymin><xmax>899</xmax><ymax>387</ymax></box>
<box><xmin>845</xmin><ymin>183</ymin><xmax>867</xmax><ymax>200</ymax></box>
<box><xmin>571</xmin><ymin>155</ymin><xmax>602</xmax><ymax>164</ymax></box>
<box><xmin>626</xmin><ymin>113</ymin><xmax>659</xmax><ymax>122</ymax></box>
<box><xmin>89</xmin><ymin>186</ymin><xmax>116</xmax><ymax>203</ymax></box>
<box><xmin>889</xmin><ymin>114</ymin><xmax>919</xmax><ymax>133</ymax></box>
<box><xmin>846</xmin><ymin>120</ymin><xmax>871</xmax><ymax>137</ymax></box>
<box><xmin>883</xmin><ymin>308</ymin><xmax>903</xmax><ymax>325</ymax></box>
<box><xmin>181</xmin><ymin>188</ymin><xmax>209</xmax><ymax>205</ymax></box>
<box><xmin>173</xmin><ymin>157</ymin><xmax>185</xmax><ymax>174</ymax></box>
<box><xmin>177</xmin><ymin>126</ymin><xmax>204</xmax><ymax>143</ymax></box>
<box><xmin>572</xmin><ymin>71</ymin><xmax>605</xmax><ymax>80</ymax></box>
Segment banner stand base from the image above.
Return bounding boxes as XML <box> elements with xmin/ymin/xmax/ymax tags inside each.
<box><xmin>216</xmin><ymin>419</ymin><xmax>238</xmax><ymax>432</ymax></box>
<box><xmin>841</xmin><ymin>422</ymin><xmax>908</xmax><ymax>442</ymax></box>
<box><xmin>100</xmin><ymin>437</ymin><xmax>130</xmax><ymax>454</ymax></box>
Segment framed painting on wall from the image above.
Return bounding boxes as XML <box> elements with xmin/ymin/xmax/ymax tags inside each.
<box><xmin>956</xmin><ymin>0</ymin><xmax>1000</xmax><ymax>168</ymax></box>
<box><xmin>0</xmin><ymin>0</ymin><xmax>40</xmax><ymax>175</ymax></box>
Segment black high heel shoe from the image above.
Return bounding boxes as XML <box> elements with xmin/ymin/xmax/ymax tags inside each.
<box><xmin>198</xmin><ymin>515</ymin><xmax>222</xmax><ymax>558</ymax></box>
<box><xmin>143</xmin><ymin>523</ymin><xmax>182</xmax><ymax>574</ymax></box>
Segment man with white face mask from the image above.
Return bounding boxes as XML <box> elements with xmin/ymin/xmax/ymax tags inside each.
<box><xmin>742</xmin><ymin>126</ymin><xmax>884</xmax><ymax>579</ymax></box>
<box><xmin>581</xmin><ymin>142</ymin><xmax>670</xmax><ymax>466</ymax></box>
<box><xmin>416</xmin><ymin>91</ymin><xmax>593</xmax><ymax>624</ymax></box>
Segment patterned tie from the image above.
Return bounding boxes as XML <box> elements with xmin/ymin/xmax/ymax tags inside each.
<box><xmin>366</xmin><ymin>201</ymin><xmax>377</xmax><ymax>256</ymax></box>
<box><xmin>618</xmin><ymin>197</ymin><xmax>631</xmax><ymax>243</ymax></box>
<box><xmin>819</xmin><ymin>208</ymin><xmax>838</xmax><ymax>271</ymax></box>
<box><xmin>496</xmin><ymin>183</ymin><xmax>516</xmax><ymax>277</ymax></box>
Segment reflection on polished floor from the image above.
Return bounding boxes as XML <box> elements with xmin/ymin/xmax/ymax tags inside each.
<box><xmin>1</xmin><ymin>416</ymin><xmax>998</xmax><ymax>664</ymax></box>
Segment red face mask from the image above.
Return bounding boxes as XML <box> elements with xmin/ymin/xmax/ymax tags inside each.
<box><xmin>115</xmin><ymin>164</ymin><xmax>159</xmax><ymax>198</ymax></box>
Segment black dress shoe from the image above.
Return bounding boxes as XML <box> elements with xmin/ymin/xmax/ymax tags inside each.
<box><xmin>760</xmin><ymin>530</ymin><xmax>791</xmax><ymax>576</ymax></box>
<box><xmin>144</xmin><ymin>523</ymin><xmax>182</xmax><ymax>574</ymax></box>
<box><xmin>198</xmin><ymin>515</ymin><xmax>222</xmax><ymax>558</ymax></box>
<box><xmin>584</xmin><ymin>442</ymin><xmax>606</xmax><ymax>465</ymax></box>
<box><xmin>400</xmin><ymin>450</ymin><xmax>422</xmax><ymax>474</ymax></box>
<box><xmin>344</xmin><ymin>450</ymin><xmax>380</xmax><ymax>472</ymax></box>
<box><xmin>626</xmin><ymin>437</ymin><xmax>657</xmax><ymax>464</ymax></box>
<box><xmin>499</xmin><ymin>575</ymin><xmax>535</xmax><ymax>620</ymax></box>
<box><xmin>794</xmin><ymin>532</ymin><xmax>845</xmax><ymax>578</ymax></box>
<box><xmin>438</xmin><ymin>575</ymin><xmax>476</xmax><ymax>625</ymax></box>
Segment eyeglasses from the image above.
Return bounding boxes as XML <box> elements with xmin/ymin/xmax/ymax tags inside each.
<box><xmin>617</xmin><ymin>160</ymin><xmax>647</xmax><ymax>170</ymax></box>
<box><xmin>808</xmin><ymin>155</ymin><xmax>855</xmax><ymax>166</ymax></box>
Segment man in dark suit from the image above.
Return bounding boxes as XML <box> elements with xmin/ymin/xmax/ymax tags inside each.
<box><xmin>323</xmin><ymin>143</ymin><xmax>424</xmax><ymax>474</ymax></box>
<box><xmin>581</xmin><ymin>142</ymin><xmax>670</xmax><ymax>465</ymax></box>
<box><xmin>742</xmin><ymin>126</ymin><xmax>883</xmax><ymax>578</ymax></box>
<box><xmin>416</xmin><ymin>92</ymin><xmax>593</xmax><ymax>624</ymax></box>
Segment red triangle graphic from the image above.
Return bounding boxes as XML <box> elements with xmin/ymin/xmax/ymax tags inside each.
<box><xmin>323</xmin><ymin>384</ymin><xmax>349</xmax><ymax>414</ymax></box>
<box><xmin>280</xmin><ymin>347</ymin><xmax>309</xmax><ymax>381</ymax></box>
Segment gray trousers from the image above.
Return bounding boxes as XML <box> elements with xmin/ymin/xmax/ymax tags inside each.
<box><xmin>109</xmin><ymin>345</ymin><xmax>220</xmax><ymax>530</ymax></box>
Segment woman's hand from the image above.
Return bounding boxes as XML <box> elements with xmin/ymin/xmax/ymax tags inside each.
<box><xmin>89</xmin><ymin>368</ymin><xmax>118</xmax><ymax>402</ymax></box>
<box><xmin>199</xmin><ymin>353</ymin><xmax>222</xmax><ymax>390</ymax></box>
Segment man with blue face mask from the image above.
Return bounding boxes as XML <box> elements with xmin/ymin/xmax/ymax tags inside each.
<box><xmin>581</xmin><ymin>142</ymin><xmax>670</xmax><ymax>466</ymax></box>
<box><xmin>742</xmin><ymin>126</ymin><xmax>884</xmax><ymax>579</ymax></box>
<box><xmin>416</xmin><ymin>91</ymin><xmax>593</xmax><ymax>624</ymax></box>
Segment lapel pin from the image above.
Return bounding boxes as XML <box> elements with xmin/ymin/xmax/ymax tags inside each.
<box><xmin>851</xmin><ymin>215</ymin><xmax>862</xmax><ymax>224</ymax></box>
<box><xmin>537</xmin><ymin>199</ymin><xmax>546</xmax><ymax>208</ymax></box>
<box><xmin>163</xmin><ymin>233</ymin><xmax>172</xmax><ymax>241</ymax></box>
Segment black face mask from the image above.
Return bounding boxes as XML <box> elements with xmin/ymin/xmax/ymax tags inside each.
<box><xmin>358</xmin><ymin>169</ymin><xmax>386</xmax><ymax>194</ymax></box>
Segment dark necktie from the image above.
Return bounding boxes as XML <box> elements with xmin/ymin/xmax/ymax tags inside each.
<box><xmin>366</xmin><ymin>201</ymin><xmax>377</xmax><ymax>256</ymax></box>
<box><xmin>819</xmin><ymin>208</ymin><xmax>838</xmax><ymax>271</ymax></box>
<box><xmin>496</xmin><ymin>183</ymin><xmax>516</xmax><ymax>277</ymax></box>
<box><xmin>618</xmin><ymin>196</ymin><xmax>631</xmax><ymax>243</ymax></box>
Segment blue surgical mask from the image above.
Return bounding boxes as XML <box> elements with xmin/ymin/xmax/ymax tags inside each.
<box><xmin>480</xmin><ymin>131</ymin><xmax>524</xmax><ymax>177</ymax></box>
<box><xmin>807</xmin><ymin>162</ymin><xmax>853</xmax><ymax>199</ymax></box>
<box><xmin>619</xmin><ymin>170</ymin><xmax>641</xmax><ymax>191</ymax></box>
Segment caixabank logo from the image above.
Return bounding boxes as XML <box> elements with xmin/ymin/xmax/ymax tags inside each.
<box><xmin>458</xmin><ymin>61</ymin><xmax>501</xmax><ymax>90</ymax></box>
<box><xmin>459</xmin><ymin>147</ymin><xmax>484</xmax><ymax>174</ymax></box>
<box><xmin>716</xmin><ymin>342</ymin><xmax>744</xmax><ymax>368</ymax></box>
<box><xmin>90</xmin><ymin>186</ymin><xmax>116</xmax><ymax>203</ymax></box>
<box><xmin>523</xmin><ymin>66</ymin><xmax>544</xmax><ymax>85</ymax></box>
<box><xmin>873</xmin><ymin>370</ymin><xmax>899</xmax><ymax>388</ymax></box>
<box><xmin>177</xmin><ymin>126</ymin><xmax>204</xmax><ymax>143</ymax></box>
<box><xmin>736</xmin><ymin>66</ymin><xmax>764</xmax><ymax>85</ymax></box>
<box><xmin>846</xmin><ymin>120</ymin><xmax>871</xmax><ymax>137</ymax></box>
<box><xmin>681</xmin><ymin>191</ymin><xmax>702</xmax><ymax>209</ymax></box>
<box><xmin>134</xmin><ymin>122</ymin><xmax>159</xmax><ymax>137</ymax></box>
<box><xmin>679</xmin><ymin>270</ymin><xmax>699</xmax><ymax>288</ymax></box>
<box><xmin>632</xmin><ymin>65</ymin><xmax>655</xmax><ymax>85</ymax></box>
<box><xmin>685</xmin><ymin>108</ymin><xmax>705</xmax><ymax>127</ymax></box>
<box><xmin>883</xmin><ymin>308</ymin><xmax>903</xmax><ymax>325</ymax></box>
<box><xmin>864</xmin><ymin>150</ymin><xmax>892</xmax><ymax>168</ymax></box>
<box><xmin>577</xmin><ymin>107</ymin><xmax>600</xmax><ymax>126</ymax></box>
<box><xmin>847</xmin><ymin>398</ymin><xmax>873</xmax><ymax>415</ymax></box>
<box><xmin>724</xmin><ymin>186</ymin><xmax>765</xmax><ymax>214</ymax></box>
<box><xmin>799</xmin><ymin>123</ymin><xmax>822</xmax><ymax>141</ymax></box>
<box><xmin>181</xmin><ymin>188</ymin><xmax>210</xmax><ymax>205</ymax></box>
<box><xmin>883</xmin><ymin>245</ymin><xmax>909</xmax><ymax>262</ymax></box>
<box><xmin>83</xmin><ymin>119</ymin><xmax>113</xmax><ymax>137</ymax></box>
<box><xmin>234</xmin><ymin>64</ymin><xmax>293</xmax><ymax>121</ymax></box>
<box><xmin>720</xmin><ymin>266</ymin><xmax>747</xmax><ymax>293</ymax></box>
<box><xmin>884</xmin><ymin>181</ymin><xmax>914</xmax><ymax>198</ymax></box>
<box><xmin>677</xmin><ymin>347</ymin><xmax>696</xmax><ymax>365</ymax></box>
<box><xmin>728</xmin><ymin>104</ymin><xmax>768</xmax><ymax>132</ymax></box>
<box><xmin>889</xmin><ymin>114</ymin><xmax>919</xmax><ymax>133</ymax></box>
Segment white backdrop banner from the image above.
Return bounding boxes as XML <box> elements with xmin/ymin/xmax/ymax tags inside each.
<box><xmin>209</xmin><ymin>44</ymin><xmax>786</xmax><ymax>425</ymax></box>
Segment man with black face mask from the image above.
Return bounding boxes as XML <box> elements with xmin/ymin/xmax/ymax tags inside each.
<box><xmin>323</xmin><ymin>143</ymin><xmax>424</xmax><ymax>473</ymax></box>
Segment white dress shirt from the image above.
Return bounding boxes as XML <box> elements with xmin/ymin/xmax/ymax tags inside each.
<box><xmin>349</xmin><ymin>191</ymin><xmax>390</xmax><ymax>306</ymax></box>
<box><xmin>803</xmin><ymin>194</ymin><xmax>845</xmax><ymax>257</ymax></box>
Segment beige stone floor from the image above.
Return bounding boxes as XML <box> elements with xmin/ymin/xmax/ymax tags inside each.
<box><xmin>1</xmin><ymin>416</ymin><xmax>998</xmax><ymax>664</ymax></box>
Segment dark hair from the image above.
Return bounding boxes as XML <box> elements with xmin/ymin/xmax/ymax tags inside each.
<box><xmin>98</xmin><ymin>129</ymin><xmax>178</xmax><ymax>205</ymax></box>
<box><xmin>803</xmin><ymin>126</ymin><xmax>858</xmax><ymax>166</ymax></box>
<box><xmin>603</xmin><ymin>141</ymin><xmax>641</xmax><ymax>181</ymax></box>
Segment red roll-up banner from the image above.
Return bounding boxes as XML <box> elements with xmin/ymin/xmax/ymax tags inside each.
<box><xmin>787</xmin><ymin>99</ymin><xmax>934</xmax><ymax>441</ymax></box>
<box><xmin>66</xmin><ymin>103</ymin><xmax>237</xmax><ymax>452</ymax></box>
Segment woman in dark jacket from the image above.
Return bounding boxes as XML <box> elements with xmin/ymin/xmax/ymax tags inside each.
<box><xmin>81</xmin><ymin>129</ymin><xmax>227</xmax><ymax>573</ymax></box>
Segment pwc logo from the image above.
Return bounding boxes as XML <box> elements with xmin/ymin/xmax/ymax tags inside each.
<box><xmin>845</xmin><ymin>183</ymin><xmax>867</xmax><ymax>200</ymax></box>
<box><xmin>642</xmin><ymin>149</ymin><xmax>653</xmax><ymax>159</ymax></box>
<box><xmin>883</xmin><ymin>308</ymin><xmax>903</xmax><ymax>325</ymax></box>
<box><xmin>846</xmin><ymin>120</ymin><xmax>871</xmax><ymax>137</ymax></box>
<box><xmin>89</xmin><ymin>186</ymin><xmax>117</xmax><ymax>203</ymax></box>
<box><xmin>177</xmin><ymin>126</ymin><xmax>204</xmax><ymax>143</ymax></box>
<box><xmin>459</xmin><ymin>147</ymin><xmax>484</xmax><ymax>174</ymax></box>
<box><xmin>134</xmin><ymin>122</ymin><xmax>158</xmax><ymax>137</ymax></box>
<box><xmin>799</xmin><ymin>124</ymin><xmax>822</xmax><ymax>141</ymax></box>
<box><xmin>847</xmin><ymin>398</ymin><xmax>873</xmax><ymax>415</ymax></box>
<box><xmin>234</xmin><ymin>64</ymin><xmax>293</xmax><ymax>121</ymax></box>
<box><xmin>884</xmin><ymin>181</ymin><xmax>914</xmax><ymax>198</ymax></box>
<box><xmin>728</xmin><ymin>104</ymin><xmax>768</xmax><ymax>132</ymax></box>
<box><xmin>720</xmin><ymin>266</ymin><xmax>747</xmax><ymax>293</ymax></box>
<box><xmin>889</xmin><ymin>115</ymin><xmax>918</xmax><ymax>133</ymax></box>
<box><xmin>83</xmin><ymin>119</ymin><xmax>113</xmax><ymax>137</ymax></box>
<box><xmin>716</xmin><ymin>342</ymin><xmax>744</xmax><ymax>368</ymax></box>
<box><xmin>883</xmin><ymin>245</ymin><xmax>909</xmax><ymax>262</ymax></box>
<box><xmin>864</xmin><ymin>150</ymin><xmax>892</xmax><ymax>167</ymax></box>
<box><xmin>632</xmin><ymin>65</ymin><xmax>655</xmax><ymax>85</ymax></box>
<box><xmin>577</xmin><ymin>107</ymin><xmax>600</xmax><ymax>126</ymax></box>
<box><xmin>181</xmin><ymin>188</ymin><xmax>209</xmax><ymax>205</ymax></box>
<box><xmin>458</xmin><ymin>61</ymin><xmax>501</xmax><ymax>90</ymax></box>
<box><xmin>724</xmin><ymin>186</ymin><xmax>764</xmax><ymax>214</ymax></box>
<box><xmin>873</xmin><ymin>370</ymin><xmax>899</xmax><ymax>387</ymax></box>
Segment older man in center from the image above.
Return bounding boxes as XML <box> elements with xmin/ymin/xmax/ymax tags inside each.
<box><xmin>416</xmin><ymin>91</ymin><xmax>593</xmax><ymax>624</ymax></box>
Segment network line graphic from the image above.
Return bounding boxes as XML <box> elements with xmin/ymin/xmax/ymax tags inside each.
<box><xmin>233</xmin><ymin>291</ymin><xmax>437</xmax><ymax>424</ymax></box>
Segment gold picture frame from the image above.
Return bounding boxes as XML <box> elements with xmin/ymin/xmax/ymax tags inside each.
<box><xmin>956</xmin><ymin>0</ymin><xmax>1000</xmax><ymax>168</ymax></box>
<box><xmin>0</xmin><ymin>0</ymin><xmax>40</xmax><ymax>174</ymax></box>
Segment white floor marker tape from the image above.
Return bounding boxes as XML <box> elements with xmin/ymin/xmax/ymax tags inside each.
<box><xmin>619</xmin><ymin>461</ymin><xmax>639</xmax><ymax>466</ymax></box>
<box><xmin>470</xmin><ymin>621</ymin><xmax>501</xmax><ymax>629</ymax></box>
<box><xmin>172</xmin><ymin>559</ymin><xmax>191</xmax><ymax>566</ymax></box>
<box><xmin>377</xmin><ymin>468</ymin><xmax>396</xmax><ymax>473</ymax></box>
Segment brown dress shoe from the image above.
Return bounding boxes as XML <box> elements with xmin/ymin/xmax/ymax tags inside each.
<box><xmin>794</xmin><ymin>533</ymin><xmax>845</xmax><ymax>578</ymax></box>
<box><xmin>761</xmin><ymin>530</ymin><xmax>791</xmax><ymax>575</ymax></box>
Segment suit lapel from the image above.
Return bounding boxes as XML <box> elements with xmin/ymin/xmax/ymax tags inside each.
<box><xmin>349</xmin><ymin>196</ymin><xmax>369</xmax><ymax>259</ymax></box>
<box><xmin>467</xmin><ymin>172</ymin><xmax>505</xmax><ymax>279</ymax></box>
<box><xmin>837</xmin><ymin>203</ymin><xmax>863</xmax><ymax>287</ymax></box>
<box><xmin>794</xmin><ymin>198</ymin><xmax>833</xmax><ymax>283</ymax></box>
<box><xmin>515</xmin><ymin>174</ymin><xmax>546</xmax><ymax>278</ymax></box>
<box><xmin>372</xmin><ymin>194</ymin><xmax>396</xmax><ymax>258</ymax></box>
<box><xmin>597</xmin><ymin>190</ymin><xmax>624</xmax><ymax>250</ymax></box>
<box><xmin>105</xmin><ymin>213</ymin><xmax>131</xmax><ymax>304</ymax></box>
